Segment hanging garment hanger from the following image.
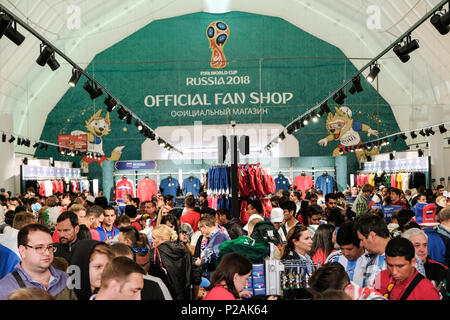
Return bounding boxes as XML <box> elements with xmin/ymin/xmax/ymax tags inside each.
<box><xmin>323</xmin><ymin>171</ymin><xmax>328</xmax><ymax>176</ymax></box>
<box><xmin>301</xmin><ymin>171</ymin><xmax>306</xmax><ymax>176</ymax></box>
<box><xmin>278</xmin><ymin>171</ymin><xmax>283</xmax><ymax>177</ymax></box>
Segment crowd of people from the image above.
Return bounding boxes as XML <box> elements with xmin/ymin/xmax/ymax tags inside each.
<box><xmin>0</xmin><ymin>182</ymin><xmax>449</xmax><ymax>301</ymax></box>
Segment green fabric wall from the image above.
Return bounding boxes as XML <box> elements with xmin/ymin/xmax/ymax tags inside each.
<box><xmin>35</xmin><ymin>11</ymin><xmax>406</xmax><ymax>182</ymax></box>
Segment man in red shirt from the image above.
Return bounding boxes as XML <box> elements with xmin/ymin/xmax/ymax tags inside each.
<box><xmin>390</xmin><ymin>188</ymin><xmax>408</xmax><ymax>209</ymax></box>
<box><xmin>180</xmin><ymin>195</ymin><xmax>200</xmax><ymax>232</ymax></box>
<box><xmin>374</xmin><ymin>237</ymin><xmax>440</xmax><ymax>300</ymax></box>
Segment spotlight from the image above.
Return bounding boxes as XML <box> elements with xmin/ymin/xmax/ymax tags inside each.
<box><xmin>157</xmin><ymin>138</ymin><xmax>165</xmax><ymax>147</ymax></box>
<box><xmin>148</xmin><ymin>131</ymin><xmax>156</xmax><ymax>141</ymax></box>
<box><xmin>410</xmin><ymin>131</ymin><xmax>417</xmax><ymax>139</ymax></box>
<box><xmin>126</xmin><ymin>113</ymin><xmax>132</xmax><ymax>125</ymax></box>
<box><xmin>302</xmin><ymin>117</ymin><xmax>309</xmax><ymax>126</ymax></box>
<box><xmin>349</xmin><ymin>75</ymin><xmax>363</xmax><ymax>94</ymax></box>
<box><xmin>393</xmin><ymin>135</ymin><xmax>399</xmax><ymax>142</ymax></box>
<box><xmin>23</xmin><ymin>139</ymin><xmax>30</xmax><ymax>147</ymax></box>
<box><xmin>2</xmin><ymin>133</ymin><xmax>6</xmax><ymax>142</ymax></box>
<box><xmin>83</xmin><ymin>81</ymin><xmax>103</xmax><ymax>100</ymax></box>
<box><xmin>400</xmin><ymin>133</ymin><xmax>408</xmax><ymax>140</ymax></box>
<box><xmin>0</xmin><ymin>14</ymin><xmax>25</xmax><ymax>46</ymax></box>
<box><xmin>430</xmin><ymin>9</ymin><xmax>450</xmax><ymax>35</ymax></box>
<box><xmin>8</xmin><ymin>135</ymin><xmax>15</xmax><ymax>143</ymax></box>
<box><xmin>320</xmin><ymin>101</ymin><xmax>331</xmax><ymax>114</ymax></box>
<box><xmin>286</xmin><ymin>123</ymin><xmax>296</xmax><ymax>135</ymax></box>
<box><xmin>393</xmin><ymin>36</ymin><xmax>419</xmax><ymax>63</ymax></box>
<box><xmin>439</xmin><ymin>124</ymin><xmax>447</xmax><ymax>134</ymax></box>
<box><xmin>277</xmin><ymin>132</ymin><xmax>286</xmax><ymax>143</ymax></box>
<box><xmin>419</xmin><ymin>129</ymin><xmax>426</xmax><ymax>137</ymax></box>
<box><xmin>389</xmin><ymin>153</ymin><xmax>394</xmax><ymax>160</ymax></box>
<box><xmin>33</xmin><ymin>142</ymin><xmax>39</xmax><ymax>148</ymax></box>
<box><xmin>117</xmin><ymin>106</ymin><xmax>127</xmax><ymax>120</ymax></box>
<box><xmin>36</xmin><ymin>45</ymin><xmax>54</xmax><ymax>67</ymax></box>
<box><xmin>367</xmin><ymin>63</ymin><xmax>380</xmax><ymax>83</ymax></box>
<box><xmin>135</xmin><ymin>120</ymin><xmax>144</xmax><ymax>132</ymax></box>
<box><xmin>104</xmin><ymin>96</ymin><xmax>117</xmax><ymax>112</ymax></box>
<box><xmin>333</xmin><ymin>90</ymin><xmax>346</xmax><ymax>105</ymax></box>
<box><xmin>418</xmin><ymin>149</ymin><xmax>424</xmax><ymax>157</ymax></box>
<box><xmin>427</xmin><ymin>128</ymin><xmax>435</xmax><ymax>135</ymax></box>
<box><xmin>311</xmin><ymin>112</ymin><xmax>319</xmax><ymax>122</ymax></box>
<box><xmin>47</xmin><ymin>52</ymin><xmax>60</xmax><ymax>71</ymax></box>
<box><xmin>69</xmin><ymin>69</ymin><xmax>82</xmax><ymax>87</ymax></box>
<box><xmin>17</xmin><ymin>137</ymin><xmax>22</xmax><ymax>146</ymax></box>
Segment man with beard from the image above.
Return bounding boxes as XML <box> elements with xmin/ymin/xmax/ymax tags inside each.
<box><xmin>53</xmin><ymin>211</ymin><xmax>80</xmax><ymax>264</ymax></box>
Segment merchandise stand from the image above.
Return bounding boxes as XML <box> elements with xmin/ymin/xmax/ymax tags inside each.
<box><xmin>276</xmin><ymin>167</ymin><xmax>337</xmax><ymax>185</ymax></box>
<box><xmin>265</xmin><ymin>257</ymin><xmax>317</xmax><ymax>299</ymax></box>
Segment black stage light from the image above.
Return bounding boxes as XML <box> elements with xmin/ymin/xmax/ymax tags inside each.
<box><xmin>333</xmin><ymin>90</ymin><xmax>346</xmax><ymax>105</ymax></box>
<box><xmin>117</xmin><ymin>106</ymin><xmax>127</xmax><ymax>120</ymax></box>
<box><xmin>104</xmin><ymin>96</ymin><xmax>117</xmax><ymax>112</ymax></box>
<box><xmin>2</xmin><ymin>133</ymin><xmax>6</xmax><ymax>142</ymax></box>
<box><xmin>277</xmin><ymin>132</ymin><xmax>286</xmax><ymax>143</ymax></box>
<box><xmin>69</xmin><ymin>69</ymin><xmax>82</xmax><ymax>87</ymax></box>
<box><xmin>389</xmin><ymin>153</ymin><xmax>394</xmax><ymax>160</ymax></box>
<box><xmin>430</xmin><ymin>9</ymin><xmax>450</xmax><ymax>35</ymax></box>
<box><xmin>400</xmin><ymin>133</ymin><xmax>408</xmax><ymax>140</ymax></box>
<box><xmin>349</xmin><ymin>75</ymin><xmax>363</xmax><ymax>94</ymax></box>
<box><xmin>302</xmin><ymin>115</ymin><xmax>310</xmax><ymax>126</ymax></box>
<box><xmin>33</xmin><ymin>142</ymin><xmax>39</xmax><ymax>148</ymax></box>
<box><xmin>36</xmin><ymin>45</ymin><xmax>54</xmax><ymax>66</ymax></box>
<box><xmin>47</xmin><ymin>52</ymin><xmax>60</xmax><ymax>71</ymax></box>
<box><xmin>320</xmin><ymin>101</ymin><xmax>331</xmax><ymax>114</ymax></box>
<box><xmin>83</xmin><ymin>81</ymin><xmax>103</xmax><ymax>100</ymax></box>
<box><xmin>393</xmin><ymin>36</ymin><xmax>419</xmax><ymax>63</ymax></box>
<box><xmin>17</xmin><ymin>137</ymin><xmax>22</xmax><ymax>146</ymax></box>
<box><xmin>8</xmin><ymin>135</ymin><xmax>15</xmax><ymax>143</ymax></box>
<box><xmin>393</xmin><ymin>135</ymin><xmax>399</xmax><ymax>142</ymax></box>
<box><xmin>135</xmin><ymin>121</ymin><xmax>144</xmax><ymax>132</ymax></box>
<box><xmin>439</xmin><ymin>124</ymin><xmax>447</xmax><ymax>134</ymax></box>
<box><xmin>428</xmin><ymin>128</ymin><xmax>435</xmax><ymax>135</ymax></box>
<box><xmin>0</xmin><ymin>14</ymin><xmax>25</xmax><ymax>46</ymax></box>
<box><xmin>418</xmin><ymin>149</ymin><xmax>424</xmax><ymax>157</ymax></box>
<box><xmin>410</xmin><ymin>131</ymin><xmax>417</xmax><ymax>139</ymax></box>
<box><xmin>419</xmin><ymin>129</ymin><xmax>426</xmax><ymax>137</ymax></box>
<box><xmin>367</xmin><ymin>63</ymin><xmax>380</xmax><ymax>83</ymax></box>
<box><xmin>126</xmin><ymin>113</ymin><xmax>132</xmax><ymax>125</ymax></box>
<box><xmin>311</xmin><ymin>111</ymin><xmax>319</xmax><ymax>122</ymax></box>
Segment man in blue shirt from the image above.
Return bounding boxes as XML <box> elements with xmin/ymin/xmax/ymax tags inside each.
<box><xmin>96</xmin><ymin>206</ymin><xmax>120</xmax><ymax>245</ymax></box>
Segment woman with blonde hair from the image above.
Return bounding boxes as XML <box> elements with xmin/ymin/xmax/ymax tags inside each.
<box><xmin>149</xmin><ymin>224</ymin><xmax>193</xmax><ymax>300</ymax></box>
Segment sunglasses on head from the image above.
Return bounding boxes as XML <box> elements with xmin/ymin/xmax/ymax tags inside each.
<box><xmin>132</xmin><ymin>247</ymin><xmax>149</xmax><ymax>253</ymax></box>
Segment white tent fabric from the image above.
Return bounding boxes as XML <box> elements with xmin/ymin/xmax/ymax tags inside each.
<box><xmin>0</xmin><ymin>0</ymin><xmax>449</xmax><ymax>154</ymax></box>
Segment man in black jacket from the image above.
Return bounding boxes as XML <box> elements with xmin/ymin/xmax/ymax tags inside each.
<box><xmin>216</xmin><ymin>208</ymin><xmax>245</xmax><ymax>240</ymax></box>
<box><xmin>53</xmin><ymin>211</ymin><xmax>81</xmax><ymax>264</ymax></box>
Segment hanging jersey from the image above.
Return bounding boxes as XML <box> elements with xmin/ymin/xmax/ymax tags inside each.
<box><xmin>137</xmin><ymin>177</ymin><xmax>158</xmax><ymax>202</ymax></box>
<box><xmin>293</xmin><ymin>175</ymin><xmax>314</xmax><ymax>199</ymax></box>
<box><xmin>182</xmin><ymin>177</ymin><xmax>201</xmax><ymax>197</ymax></box>
<box><xmin>315</xmin><ymin>175</ymin><xmax>335</xmax><ymax>196</ymax></box>
<box><xmin>160</xmin><ymin>177</ymin><xmax>179</xmax><ymax>198</ymax></box>
<box><xmin>115</xmin><ymin>177</ymin><xmax>135</xmax><ymax>201</ymax></box>
<box><xmin>274</xmin><ymin>176</ymin><xmax>290</xmax><ymax>193</ymax></box>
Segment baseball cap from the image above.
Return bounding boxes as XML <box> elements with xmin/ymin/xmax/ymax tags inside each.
<box><xmin>270</xmin><ymin>208</ymin><xmax>284</xmax><ymax>223</ymax></box>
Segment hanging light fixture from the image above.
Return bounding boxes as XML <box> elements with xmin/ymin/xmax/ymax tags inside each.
<box><xmin>367</xmin><ymin>63</ymin><xmax>380</xmax><ymax>83</ymax></box>
<box><xmin>68</xmin><ymin>69</ymin><xmax>82</xmax><ymax>87</ymax></box>
<box><xmin>83</xmin><ymin>80</ymin><xmax>103</xmax><ymax>100</ymax></box>
<box><xmin>393</xmin><ymin>35</ymin><xmax>420</xmax><ymax>63</ymax></box>
<box><xmin>0</xmin><ymin>13</ymin><xmax>25</xmax><ymax>46</ymax></box>
<box><xmin>349</xmin><ymin>75</ymin><xmax>363</xmax><ymax>94</ymax></box>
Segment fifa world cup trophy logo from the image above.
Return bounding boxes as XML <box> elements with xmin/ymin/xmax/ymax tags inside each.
<box><xmin>206</xmin><ymin>21</ymin><xmax>229</xmax><ymax>69</ymax></box>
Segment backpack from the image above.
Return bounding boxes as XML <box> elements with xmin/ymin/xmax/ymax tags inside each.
<box><xmin>217</xmin><ymin>236</ymin><xmax>267</xmax><ymax>265</ymax></box>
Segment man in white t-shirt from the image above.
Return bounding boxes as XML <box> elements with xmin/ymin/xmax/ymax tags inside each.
<box><xmin>243</xmin><ymin>199</ymin><xmax>265</xmax><ymax>233</ymax></box>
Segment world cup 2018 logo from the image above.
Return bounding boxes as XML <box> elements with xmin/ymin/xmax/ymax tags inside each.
<box><xmin>206</xmin><ymin>21</ymin><xmax>229</xmax><ymax>69</ymax></box>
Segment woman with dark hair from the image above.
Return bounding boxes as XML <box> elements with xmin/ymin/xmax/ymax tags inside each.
<box><xmin>203</xmin><ymin>252</ymin><xmax>253</xmax><ymax>300</ymax></box>
<box><xmin>309</xmin><ymin>224</ymin><xmax>336</xmax><ymax>268</ymax></box>
<box><xmin>281</xmin><ymin>225</ymin><xmax>315</xmax><ymax>277</ymax></box>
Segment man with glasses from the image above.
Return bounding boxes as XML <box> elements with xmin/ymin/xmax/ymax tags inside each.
<box><xmin>0</xmin><ymin>223</ymin><xmax>76</xmax><ymax>300</ymax></box>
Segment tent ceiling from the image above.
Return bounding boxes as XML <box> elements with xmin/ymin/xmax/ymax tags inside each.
<box><xmin>1</xmin><ymin>0</ymin><xmax>449</xmax><ymax>149</ymax></box>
